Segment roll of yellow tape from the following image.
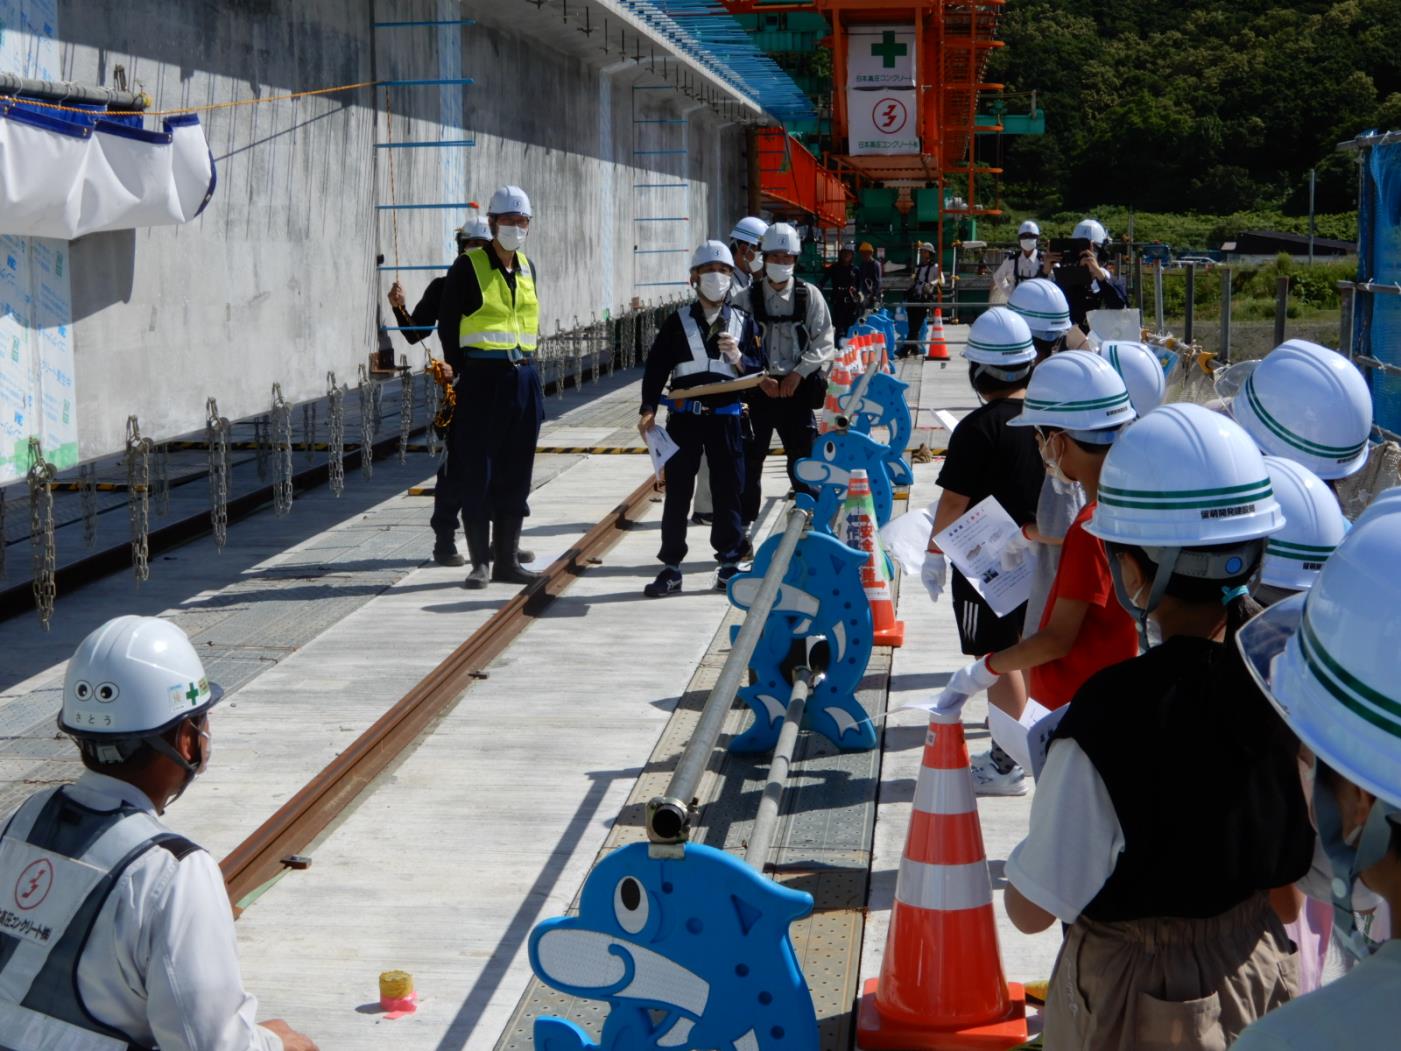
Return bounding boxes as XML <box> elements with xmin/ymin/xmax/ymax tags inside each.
<box><xmin>379</xmin><ymin>970</ymin><xmax>414</xmax><ymax>1001</ymax></box>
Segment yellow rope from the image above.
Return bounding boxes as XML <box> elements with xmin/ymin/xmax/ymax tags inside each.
<box><xmin>3</xmin><ymin>79</ymin><xmax>379</xmax><ymax>118</ymax></box>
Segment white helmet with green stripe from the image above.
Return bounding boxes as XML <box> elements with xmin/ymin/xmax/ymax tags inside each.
<box><xmin>1260</xmin><ymin>456</ymin><xmax>1348</xmax><ymax>592</ymax></box>
<box><xmin>1231</xmin><ymin>340</ymin><xmax>1372</xmax><ymax>480</ymax></box>
<box><xmin>1237</xmin><ymin>508</ymin><xmax>1401</xmax><ymax>959</ymax></box>
<box><xmin>1089</xmin><ymin>403</ymin><xmax>1284</xmax><ymax>547</ymax></box>
<box><xmin>1007</xmin><ymin>278</ymin><xmax>1071</xmax><ymax>340</ymax></box>
<box><xmin>1008</xmin><ymin>350</ymin><xmax>1134</xmax><ymax>439</ymax></box>
<box><xmin>963</xmin><ymin>307</ymin><xmax>1035</xmax><ymax>379</ymax></box>
<box><xmin>1098</xmin><ymin>341</ymin><xmax>1166</xmax><ymax>416</ymax></box>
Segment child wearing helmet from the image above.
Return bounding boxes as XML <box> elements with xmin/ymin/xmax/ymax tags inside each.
<box><xmin>923</xmin><ymin>307</ymin><xmax>1046</xmax><ymax>788</ymax></box>
<box><xmin>1002</xmin><ymin>404</ymin><xmax>1314</xmax><ymax>1050</ymax></box>
<box><xmin>931</xmin><ymin>352</ymin><xmax>1139</xmax><ymax>796</ymax></box>
<box><xmin>1231</xmin><ymin>508</ymin><xmax>1401</xmax><ymax>1049</ymax></box>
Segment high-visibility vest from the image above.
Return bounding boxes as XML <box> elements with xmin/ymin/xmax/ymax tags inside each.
<box><xmin>458</xmin><ymin>247</ymin><xmax>539</xmax><ymax>353</ymax></box>
<box><xmin>0</xmin><ymin>787</ymin><xmax>199</xmax><ymax>1049</ymax></box>
<box><xmin>673</xmin><ymin>306</ymin><xmax>743</xmax><ymax>381</ymax></box>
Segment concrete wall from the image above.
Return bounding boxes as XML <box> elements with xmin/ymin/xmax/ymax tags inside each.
<box><xmin>52</xmin><ymin>0</ymin><xmax>750</xmax><ymax>459</ymax></box>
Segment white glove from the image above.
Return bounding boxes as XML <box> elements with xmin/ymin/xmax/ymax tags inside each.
<box><xmin>1000</xmin><ymin>526</ymin><xmax>1034</xmax><ymax>571</ymax></box>
<box><xmin>928</xmin><ymin>658</ymin><xmax>1000</xmax><ymax>717</ymax></box>
<box><xmin>921</xmin><ymin>552</ymin><xmax>947</xmax><ymax>602</ymax></box>
<box><xmin>718</xmin><ymin>333</ymin><xmax>743</xmax><ymax>366</ymax></box>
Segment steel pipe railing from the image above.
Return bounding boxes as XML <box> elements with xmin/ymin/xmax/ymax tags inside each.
<box><xmin>744</xmin><ymin>666</ymin><xmax>822</xmax><ymax>870</ymax></box>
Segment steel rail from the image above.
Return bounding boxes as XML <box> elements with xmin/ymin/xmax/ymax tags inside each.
<box><xmin>219</xmin><ymin>473</ymin><xmax>659</xmax><ymax>909</ymax></box>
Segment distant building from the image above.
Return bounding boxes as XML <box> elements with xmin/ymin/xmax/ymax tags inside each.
<box><xmin>1221</xmin><ymin>230</ymin><xmax>1354</xmax><ymax>258</ymax></box>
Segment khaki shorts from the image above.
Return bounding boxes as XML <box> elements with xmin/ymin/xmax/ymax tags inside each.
<box><xmin>1043</xmin><ymin>893</ymin><xmax>1298</xmax><ymax>1051</ymax></box>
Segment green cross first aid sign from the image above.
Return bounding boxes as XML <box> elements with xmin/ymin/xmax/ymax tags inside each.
<box><xmin>847</xmin><ymin>24</ymin><xmax>916</xmax><ymax>88</ymax></box>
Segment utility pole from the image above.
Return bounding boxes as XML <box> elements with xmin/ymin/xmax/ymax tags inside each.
<box><xmin>1308</xmin><ymin>167</ymin><xmax>1317</xmax><ymax>266</ymax></box>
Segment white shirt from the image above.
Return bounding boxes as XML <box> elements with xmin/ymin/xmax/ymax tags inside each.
<box><xmin>24</xmin><ymin>773</ymin><xmax>281</xmax><ymax>1051</ymax></box>
<box><xmin>1233</xmin><ymin>939</ymin><xmax>1401</xmax><ymax>1049</ymax></box>
<box><xmin>1004</xmin><ymin>738</ymin><xmax>1125</xmax><ymax>923</ymax></box>
<box><xmin>751</xmin><ymin>278</ymin><xmax>835</xmax><ymax>376</ymax></box>
<box><xmin>992</xmin><ymin>250</ymin><xmax>1042</xmax><ymax>295</ymax></box>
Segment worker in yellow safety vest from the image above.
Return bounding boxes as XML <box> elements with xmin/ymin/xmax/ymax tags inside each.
<box><xmin>436</xmin><ymin>185</ymin><xmax>544</xmax><ymax>589</ymax></box>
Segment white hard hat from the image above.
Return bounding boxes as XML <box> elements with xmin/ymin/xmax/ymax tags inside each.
<box><xmin>1088</xmin><ymin>403</ymin><xmax>1285</xmax><ymax>548</ymax></box>
<box><xmin>1009</xmin><ymin>350</ymin><xmax>1134</xmax><ymax>439</ymax></box>
<box><xmin>1238</xmin><ymin>509</ymin><xmax>1401</xmax><ymax>813</ymax></box>
<box><xmin>1230</xmin><ymin>340</ymin><xmax>1372</xmax><ymax>479</ymax></box>
<box><xmin>1007</xmin><ymin>277</ymin><xmax>1071</xmax><ymax>339</ymax></box>
<box><xmin>1072</xmin><ymin>218</ymin><xmax>1109</xmax><ymax>244</ymax></box>
<box><xmin>61</xmin><ymin>616</ymin><xmax>222</xmax><ymax>743</ymax></box>
<box><xmin>1098</xmin><ymin>341</ymin><xmax>1167</xmax><ymax>416</ymax></box>
<box><xmin>1354</xmin><ymin>486</ymin><xmax>1401</xmax><ymax>530</ymax></box>
<box><xmin>457</xmin><ymin>217</ymin><xmax>492</xmax><ymax>243</ymax></box>
<box><xmin>916</xmin><ymin>241</ymin><xmax>935</xmax><ymax>253</ymax></box>
<box><xmin>1260</xmin><ymin>456</ymin><xmax>1348</xmax><ymax>592</ymax></box>
<box><xmin>1018</xmin><ymin>220</ymin><xmax>1040</xmax><ymax>237</ymax></box>
<box><xmin>963</xmin><ymin>306</ymin><xmax>1036</xmax><ymax>368</ymax></box>
<box><xmin>487</xmin><ymin>184</ymin><xmax>532</xmax><ymax>218</ymax></box>
<box><xmin>691</xmin><ymin>240</ymin><xmax>735</xmax><ymax>270</ymax></box>
<box><xmin>760</xmin><ymin>222</ymin><xmax>801</xmax><ymax>254</ymax></box>
<box><xmin>730</xmin><ymin>216</ymin><xmax>769</xmax><ymax>247</ymax></box>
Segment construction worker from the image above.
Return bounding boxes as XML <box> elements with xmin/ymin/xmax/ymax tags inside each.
<box><xmin>728</xmin><ymin>216</ymin><xmax>768</xmax><ymax>294</ymax></box>
<box><xmin>1000</xmin><ymin>404</ymin><xmax>1314</xmax><ymax>1050</ymax></box>
<box><xmin>923</xmin><ymin>307</ymin><xmax>1044</xmax><ymax>792</ymax></box>
<box><xmin>0</xmin><ymin>615</ymin><xmax>317</xmax><ymax>1051</ymax></box>
<box><xmin>386</xmin><ymin>217</ymin><xmax>537</xmax><ymax>569</ymax></box>
<box><xmin>902</xmin><ymin>242</ymin><xmax>942</xmax><ymax>358</ymax></box>
<box><xmin>990</xmin><ymin>219</ymin><xmax>1045</xmax><ymax>301</ymax></box>
<box><xmin>740</xmin><ymin>222</ymin><xmax>836</xmax><ymax>529</ymax></box>
<box><xmin>818</xmin><ymin>243</ymin><xmax>863</xmax><ymax>340</ymax></box>
<box><xmin>1052</xmin><ymin>218</ymin><xmax>1127</xmax><ymax>330</ymax></box>
<box><xmin>1227</xmin><ymin>339</ymin><xmax>1373</xmax><ymax>481</ymax></box>
<box><xmin>856</xmin><ymin>242</ymin><xmax>882</xmax><ymax>310</ymax></box>
<box><xmin>1232</xmin><ymin>508</ymin><xmax>1401</xmax><ymax>1050</ymax></box>
<box><xmin>638</xmin><ymin>241</ymin><xmax>764</xmax><ymax>597</ymax></box>
<box><xmin>437</xmin><ymin>184</ymin><xmax>543</xmax><ymax>589</ymax></box>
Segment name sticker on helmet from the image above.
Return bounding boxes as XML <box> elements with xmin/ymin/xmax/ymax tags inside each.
<box><xmin>1200</xmin><ymin>503</ymin><xmax>1257</xmax><ymax>520</ymax></box>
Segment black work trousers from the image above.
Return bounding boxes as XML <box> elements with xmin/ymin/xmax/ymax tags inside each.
<box><xmin>445</xmin><ymin>358</ymin><xmax>544</xmax><ymax>526</ymax></box>
<box><xmin>905</xmin><ymin>304</ymin><xmax>930</xmax><ymax>355</ymax></box>
<box><xmin>660</xmin><ymin>412</ymin><xmax>745</xmax><ymax>566</ymax></box>
<box><xmin>741</xmin><ymin>388</ymin><xmax>817</xmax><ymax>525</ymax></box>
<box><xmin>428</xmin><ymin>456</ymin><xmax>467</xmax><ymax>548</ymax></box>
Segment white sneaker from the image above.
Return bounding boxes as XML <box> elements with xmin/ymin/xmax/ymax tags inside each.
<box><xmin>969</xmin><ymin>749</ymin><xmax>1000</xmax><ymax>780</ymax></box>
<box><xmin>972</xmin><ymin>760</ymin><xmax>1028</xmax><ymax>796</ymax></box>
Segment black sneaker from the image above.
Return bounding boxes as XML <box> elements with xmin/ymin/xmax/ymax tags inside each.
<box><xmin>644</xmin><ymin>567</ymin><xmax>683</xmax><ymax>597</ymax></box>
<box><xmin>433</xmin><ymin>548</ymin><xmax>466</xmax><ymax>567</ymax></box>
<box><xmin>715</xmin><ymin>564</ymin><xmax>741</xmax><ymax>591</ymax></box>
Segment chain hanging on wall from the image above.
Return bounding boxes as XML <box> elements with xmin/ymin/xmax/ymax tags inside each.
<box><xmin>358</xmin><ymin>363</ymin><xmax>376</xmax><ymax>480</ymax></box>
<box><xmin>424</xmin><ymin>350</ymin><xmax>443</xmax><ymax>459</ymax></box>
<box><xmin>206</xmin><ymin>397</ymin><xmax>230</xmax><ymax>552</ymax></box>
<box><xmin>124</xmin><ymin>416</ymin><xmax>152</xmax><ymax>584</ymax></box>
<box><xmin>78</xmin><ymin>462</ymin><xmax>98</xmax><ymax>549</ymax></box>
<box><xmin>397</xmin><ymin>355</ymin><xmax>413</xmax><ymax>464</ymax></box>
<box><xmin>154</xmin><ymin>443</ymin><xmax>170</xmax><ymax>517</ymax></box>
<box><xmin>271</xmin><ymin>383</ymin><xmax>294</xmax><ymax>516</ymax></box>
<box><xmin>26</xmin><ymin>438</ymin><xmax>56</xmax><ymax>629</ymax></box>
<box><xmin>327</xmin><ymin>371</ymin><xmax>346</xmax><ymax>497</ymax></box>
<box><xmin>253</xmin><ymin>414</ymin><xmax>270</xmax><ymax>482</ymax></box>
<box><xmin>302</xmin><ymin>401</ymin><xmax>318</xmax><ymax>464</ymax></box>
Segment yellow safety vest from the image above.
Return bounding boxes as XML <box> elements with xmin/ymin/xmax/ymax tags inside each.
<box><xmin>459</xmin><ymin>247</ymin><xmax>539</xmax><ymax>353</ymax></box>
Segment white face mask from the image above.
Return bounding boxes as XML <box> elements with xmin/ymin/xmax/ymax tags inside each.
<box><xmin>766</xmin><ymin>261</ymin><xmax>795</xmax><ymax>285</ymax></box>
<box><xmin>1039</xmin><ymin>434</ymin><xmax>1076</xmax><ymax>493</ymax></box>
<box><xmin>697</xmin><ymin>272</ymin><xmax>730</xmax><ymax>303</ymax></box>
<box><xmin>747</xmin><ymin>252</ymin><xmax>765</xmax><ymax>274</ymax></box>
<box><xmin>496</xmin><ymin>224</ymin><xmax>528</xmax><ymax>252</ymax></box>
<box><xmin>1020</xmin><ymin>237</ymin><xmax>1038</xmax><ymax>251</ymax></box>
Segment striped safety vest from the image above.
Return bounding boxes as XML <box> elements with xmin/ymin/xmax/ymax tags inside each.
<box><xmin>0</xmin><ymin>787</ymin><xmax>199</xmax><ymax>1049</ymax></box>
<box><xmin>673</xmin><ymin>307</ymin><xmax>744</xmax><ymax>382</ymax></box>
<box><xmin>458</xmin><ymin>246</ymin><xmax>540</xmax><ymax>353</ymax></box>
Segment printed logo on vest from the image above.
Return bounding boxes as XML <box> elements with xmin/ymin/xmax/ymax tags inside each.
<box><xmin>14</xmin><ymin>857</ymin><xmax>53</xmax><ymax>912</ymax></box>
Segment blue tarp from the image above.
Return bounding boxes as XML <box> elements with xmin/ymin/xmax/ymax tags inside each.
<box><xmin>1360</xmin><ymin>140</ymin><xmax>1401</xmax><ymax>437</ymax></box>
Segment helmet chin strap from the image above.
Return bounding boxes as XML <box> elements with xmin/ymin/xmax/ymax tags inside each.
<box><xmin>1107</xmin><ymin>546</ymin><xmax>1179</xmax><ymax>651</ymax></box>
<box><xmin>142</xmin><ymin>722</ymin><xmax>205</xmax><ymax>812</ymax></box>
<box><xmin>1312</xmin><ymin>776</ymin><xmax>1397</xmax><ymax>960</ymax></box>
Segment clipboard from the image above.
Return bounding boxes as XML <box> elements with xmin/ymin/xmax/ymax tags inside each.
<box><xmin>666</xmin><ymin>372</ymin><xmax>766</xmax><ymax>400</ymax></box>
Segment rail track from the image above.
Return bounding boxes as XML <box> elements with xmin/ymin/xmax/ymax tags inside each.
<box><xmin>218</xmin><ymin>473</ymin><xmax>659</xmax><ymax>911</ymax></box>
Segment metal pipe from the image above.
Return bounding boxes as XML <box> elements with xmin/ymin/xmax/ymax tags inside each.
<box><xmin>744</xmin><ymin>670</ymin><xmax>817</xmax><ymax>870</ymax></box>
<box><xmin>1274</xmin><ymin>276</ymin><xmax>1290</xmax><ymax>347</ymax></box>
<box><xmin>0</xmin><ymin>72</ymin><xmax>146</xmax><ymax>110</ymax></box>
<box><xmin>1153</xmin><ymin>261</ymin><xmax>1164</xmax><ymax>335</ymax></box>
<box><xmin>648</xmin><ymin>504</ymin><xmax>811</xmax><ymax>846</ymax></box>
<box><xmin>1219</xmin><ymin>267</ymin><xmax>1232</xmax><ymax>364</ymax></box>
<box><xmin>1183</xmin><ymin>263</ymin><xmax>1196</xmax><ymax>345</ymax></box>
<box><xmin>1339</xmin><ymin>282</ymin><xmax>1355</xmax><ymax>356</ymax></box>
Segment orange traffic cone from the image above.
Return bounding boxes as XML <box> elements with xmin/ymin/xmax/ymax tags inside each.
<box><xmin>926</xmin><ymin>308</ymin><xmax>950</xmax><ymax>362</ymax></box>
<box><xmin>857</xmin><ymin>711</ymin><xmax>1028</xmax><ymax>1049</ymax></box>
<box><xmin>842</xmin><ymin>469</ymin><xmax>905</xmax><ymax>648</ymax></box>
<box><xmin>820</xmin><ymin>343</ymin><xmax>855</xmax><ymax>434</ymax></box>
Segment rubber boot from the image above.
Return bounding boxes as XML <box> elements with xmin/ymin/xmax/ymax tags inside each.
<box><xmin>490</xmin><ymin>517</ymin><xmax>541</xmax><ymax>585</ymax></box>
<box><xmin>463</xmin><ymin>518</ymin><xmax>491</xmax><ymax>590</ymax></box>
<box><xmin>490</xmin><ymin>523</ymin><xmax>534</xmax><ymax>565</ymax></box>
